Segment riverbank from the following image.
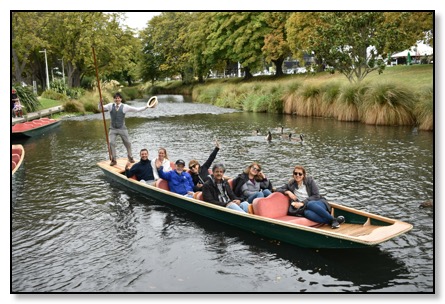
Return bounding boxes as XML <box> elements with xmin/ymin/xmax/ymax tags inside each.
<box><xmin>151</xmin><ymin>65</ymin><xmax>433</xmax><ymax>130</ymax></box>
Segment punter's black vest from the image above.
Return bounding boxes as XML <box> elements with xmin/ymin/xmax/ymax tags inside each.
<box><xmin>110</xmin><ymin>104</ymin><xmax>125</xmax><ymax>128</ymax></box>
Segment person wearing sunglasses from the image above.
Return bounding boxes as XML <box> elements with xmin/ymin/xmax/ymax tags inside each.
<box><xmin>188</xmin><ymin>140</ymin><xmax>221</xmax><ymax>192</ymax></box>
<box><xmin>202</xmin><ymin>163</ymin><xmax>249</xmax><ymax>213</ymax></box>
<box><xmin>232</xmin><ymin>162</ymin><xmax>273</xmax><ymax>204</ymax></box>
<box><xmin>276</xmin><ymin>165</ymin><xmax>345</xmax><ymax>229</ymax></box>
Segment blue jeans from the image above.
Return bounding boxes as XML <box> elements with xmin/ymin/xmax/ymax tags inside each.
<box><xmin>227</xmin><ymin>201</ymin><xmax>249</xmax><ymax>213</ymax></box>
<box><xmin>246</xmin><ymin>189</ymin><xmax>272</xmax><ymax>204</ymax></box>
<box><xmin>303</xmin><ymin>201</ymin><xmax>334</xmax><ymax>224</ymax></box>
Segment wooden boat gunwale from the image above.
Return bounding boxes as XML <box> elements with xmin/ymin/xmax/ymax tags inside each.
<box><xmin>12</xmin><ymin>144</ymin><xmax>25</xmax><ymax>175</ymax></box>
<box><xmin>97</xmin><ymin>159</ymin><xmax>413</xmax><ymax>249</ymax></box>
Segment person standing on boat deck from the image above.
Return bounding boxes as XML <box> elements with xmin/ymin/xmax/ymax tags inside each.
<box><xmin>188</xmin><ymin>140</ymin><xmax>221</xmax><ymax>192</ymax></box>
<box><xmin>276</xmin><ymin>165</ymin><xmax>345</xmax><ymax>228</ymax></box>
<box><xmin>156</xmin><ymin>159</ymin><xmax>195</xmax><ymax>198</ymax></box>
<box><xmin>202</xmin><ymin>163</ymin><xmax>249</xmax><ymax>213</ymax></box>
<box><xmin>232</xmin><ymin>162</ymin><xmax>273</xmax><ymax>204</ymax></box>
<box><xmin>99</xmin><ymin>92</ymin><xmax>155</xmax><ymax>166</ymax></box>
<box><xmin>151</xmin><ymin>147</ymin><xmax>172</xmax><ymax>181</ymax></box>
<box><xmin>124</xmin><ymin>148</ymin><xmax>155</xmax><ymax>184</ymax></box>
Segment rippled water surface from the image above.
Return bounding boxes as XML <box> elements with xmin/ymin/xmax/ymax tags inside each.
<box><xmin>11</xmin><ymin>95</ymin><xmax>434</xmax><ymax>292</ymax></box>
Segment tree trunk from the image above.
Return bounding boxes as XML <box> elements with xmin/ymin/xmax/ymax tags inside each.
<box><xmin>273</xmin><ymin>57</ymin><xmax>284</xmax><ymax>76</ymax></box>
<box><xmin>243</xmin><ymin>66</ymin><xmax>253</xmax><ymax>80</ymax></box>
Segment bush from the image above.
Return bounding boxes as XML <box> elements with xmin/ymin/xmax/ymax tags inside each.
<box><xmin>360</xmin><ymin>82</ymin><xmax>416</xmax><ymax>125</ymax></box>
<box><xmin>414</xmin><ymin>86</ymin><xmax>433</xmax><ymax>131</ymax></box>
<box><xmin>63</xmin><ymin>99</ymin><xmax>85</xmax><ymax>113</ymax></box>
<box><xmin>41</xmin><ymin>90</ymin><xmax>70</xmax><ymax>102</ymax></box>
<box><xmin>13</xmin><ymin>84</ymin><xmax>40</xmax><ymax>112</ymax></box>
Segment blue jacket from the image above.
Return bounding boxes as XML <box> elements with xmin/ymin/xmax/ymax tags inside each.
<box><xmin>158</xmin><ymin>166</ymin><xmax>194</xmax><ymax>195</ymax></box>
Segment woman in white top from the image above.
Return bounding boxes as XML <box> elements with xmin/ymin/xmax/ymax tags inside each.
<box><xmin>151</xmin><ymin>147</ymin><xmax>172</xmax><ymax>180</ymax></box>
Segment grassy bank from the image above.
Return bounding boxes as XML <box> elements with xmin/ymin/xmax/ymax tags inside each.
<box><xmin>151</xmin><ymin>64</ymin><xmax>434</xmax><ymax>130</ymax></box>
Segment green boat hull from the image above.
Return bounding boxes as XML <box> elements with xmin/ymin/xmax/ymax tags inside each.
<box><xmin>12</xmin><ymin>120</ymin><xmax>61</xmax><ymax>138</ymax></box>
<box><xmin>99</xmin><ymin>165</ymin><xmax>400</xmax><ymax>249</ymax></box>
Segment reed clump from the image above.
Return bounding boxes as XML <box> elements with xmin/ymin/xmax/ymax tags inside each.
<box><xmin>414</xmin><ymin>86</ymin><xmax>433</xmax><ymax>131</ymax></box>
<box><xmin>360</xmin><ymin>82</ymin><xmax>416</xmax><ymax>126</ymax></box>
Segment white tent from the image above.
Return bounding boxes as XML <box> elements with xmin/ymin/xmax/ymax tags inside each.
<box><xmin>391</xmin><ymin>42</ymin><xmax>433</xmax><ymax>58</ymax></box>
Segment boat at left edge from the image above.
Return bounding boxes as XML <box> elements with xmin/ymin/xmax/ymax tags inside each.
<box><xmin>12</xmin><ymin>118</ymin><xmax>61</xmax><ymax>138</ymax></box>
<box><xmin>12</xmin><ymin>144</ymin><xmax>25</xmax><ymax>175</ymax></box>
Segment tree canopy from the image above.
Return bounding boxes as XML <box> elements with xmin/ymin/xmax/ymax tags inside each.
<box><xmin>12</xmin><ymin>11</ymin><xmax>434</xmax><ymax>88</ymax></box>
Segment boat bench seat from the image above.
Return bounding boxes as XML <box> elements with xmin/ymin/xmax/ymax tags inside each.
<box><xmin>252</xmin><ymin>192</ymin><xmax>320</xmax><ymax>227</ymax></box>
<box><xmin>12</xmin><ymin>154</ymin><xmax>20</xmax><ymax>164</ymax></box>
<box><xmin>12</xmin><ymin>161</ymin><xmax>17</xmax><ymax>171</ymax></box>
<box><xmin>12</xmin><ymin>148</ymin><xmax>22</xmax><ymax>156</ymax></box>
<box><xmin>155</xmin><ymin>178</ymin><xmax>170</xmax><ymax>191</ymax></box>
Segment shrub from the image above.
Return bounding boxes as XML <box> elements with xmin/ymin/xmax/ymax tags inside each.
<box><xmin>63</xmin><ymin>99</ymin><xmax>85</xmax><ymax>113</ymax></box>
<box><xmin>414</xmin><ymin>86</ymin><xmax>433</xmax><ymax>131</ymax></box>
<box><xmin>13</xmin><ymin>84</ymin><xmax>40</xmax><ymax>112</ymax></box>
<box><xmin>334</xmin><ymin>83</ymin><xmax>366</xmax><ymax>121</ymax></box>
<box><xmin>360</xmin><ymin>82</ymin><xmax>416</xmax><ymax>125</ymax></box>
<box><xmin>41</xmin><ymin>89</ymin><xmax>70</xmax><ymax>102</ymax></box>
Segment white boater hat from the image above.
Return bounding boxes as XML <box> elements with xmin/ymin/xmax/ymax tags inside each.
<box><xmin>147</xmin><ymin>96</ymin><xmax>158</xmax><ymax>108</ymax></box>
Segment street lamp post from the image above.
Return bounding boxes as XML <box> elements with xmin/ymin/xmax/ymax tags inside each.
<box><xmin>58</xmin><ymin>58</ymin><xmax>65</xmax><ymax>83</ymax></box>
<box><xmin>39</xmin><ymin>49</ymin><xmax>50</xmax><ymax>90</ymax></box>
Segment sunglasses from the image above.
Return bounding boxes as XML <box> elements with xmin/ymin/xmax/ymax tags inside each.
<box><xmin>252</xmin><ymin>167</ymin><xmax>261</xmax><ymax>172</ymax></box>
<box><xmin>293</xmin><ymin>172</ymin><xmax>304</xmax><ymax>176</ymax></box>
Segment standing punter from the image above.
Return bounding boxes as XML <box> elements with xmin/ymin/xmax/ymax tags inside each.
<box><xmin>99</xmin><ymin>92</ymin><xmax>156</xmax><ymax>166</ymax></box>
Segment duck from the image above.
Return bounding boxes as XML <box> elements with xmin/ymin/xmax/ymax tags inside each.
<box><xmin>252</xmin><ymin>129</ymin><xmax>261</xmax><ymax>136</ymax></box>
<box><xmin>288</xmin><ymin>133</ymin><xmax>304</xmax><ymax>143</ymax></box>
<box><xmin>419</xmin><ymin>199</ymin><xmax>433</xmax><ymax>208</ymax></box>
<box><xmin>265</xmin><ymin>131</ymin><xmax>272</xmax><ymax>142</ymax></box>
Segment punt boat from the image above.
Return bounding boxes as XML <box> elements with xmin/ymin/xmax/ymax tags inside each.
<box><xmin>97</xmin><ymin>158</ymin><xmax>413</xmax><ymax>249</ymax></box>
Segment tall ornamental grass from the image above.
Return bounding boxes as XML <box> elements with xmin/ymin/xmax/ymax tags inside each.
<box><xmin>414</xmin><ymin>86</ymin><xmax>433</xmax><ymax>131</ymax></box>
<box><xmin>360</xmin><ymin>82</ymin><xmax>416</xmax><ymax>125</ymax></box>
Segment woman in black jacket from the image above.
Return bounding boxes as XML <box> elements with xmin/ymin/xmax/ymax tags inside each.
<box><xmin>202</xmin><ymin>163</ymin><xmax>249</xmax><ymax>213</ymax></box>
<box><xmin>189</xmin><ymin>140</ymin><xmax>220</xmax><ymax>192</ymax></box>
<box><xmin>276</xmin><ymin>165</ymin><xmax>345</xmax><ymax>228</ymax></box>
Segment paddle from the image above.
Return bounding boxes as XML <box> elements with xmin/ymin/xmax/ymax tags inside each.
<box><xmin>92</xmin><ymin>46</ymin><xmax>112</xmax><ymax>161</ymax></box>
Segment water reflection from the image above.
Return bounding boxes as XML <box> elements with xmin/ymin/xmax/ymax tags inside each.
<box><xmin>11</xmin><ymin>95</ymin><xmax>433</xmax><ymax>292</ymax></box>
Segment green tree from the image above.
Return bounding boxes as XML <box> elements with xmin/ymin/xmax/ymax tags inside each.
<box><xmin>12</xmin><ymin>12</ymin><xmax>49</xmax><ymax>85</ymax></box>
<box><xmin>140</xmin><ymin>12</ymin><xmax>193</xmax><ymax>83</ymax></box>
<box><xmin>261</xmin><ymin>12</ymin><xmax>291</xmax><ymax>76</ymax></box>
<box><xmin>206</xmin><ymin>12</ymin><xmax>268</xmax><ymax>79</ymax></box>
<box><xmin>286</xmin><ymin>12</ymin><xmax>431</xmax><ymax>83</ymax></box>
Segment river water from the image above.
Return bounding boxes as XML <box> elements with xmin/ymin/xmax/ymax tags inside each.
<box><xmin>11</xmin><ymin>95</ymin><xmax>434</xmax><ymax>293</ymax></box>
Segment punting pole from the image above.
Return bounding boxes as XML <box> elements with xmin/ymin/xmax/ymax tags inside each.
<box><xmin>92</xmin><ymin>46</ymin><xmax>112</xmax><ymax>161</ymax></box>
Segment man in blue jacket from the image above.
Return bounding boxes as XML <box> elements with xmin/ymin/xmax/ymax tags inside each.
<box><xmin>156</xmin><ymin>159</ymin><xmax>195</xmax><ymax>197</ymax></box>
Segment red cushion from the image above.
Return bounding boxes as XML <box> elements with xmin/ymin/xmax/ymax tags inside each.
<box><xmin>155</xmin><ymin>178</ymin><xmax>170</xmax><ymax>191</ymax></box>
<box><xmin>227</xmin><ymin>178</ymin><xmax>234</xmax><ymax>190</ymax></box>
<box><xmin>252</xmin><ymin>192</ymin><xmax>289</xmax><ymax>218</ymax></box>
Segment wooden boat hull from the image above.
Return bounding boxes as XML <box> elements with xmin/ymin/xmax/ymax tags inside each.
<box><xmin>12</xmin><ymin>118</ymin><xmax>61</xmax><ymax>138</ymax></box>
<box><xmin>12</xmin><ymin>144</ymin><xmax>25</xmax><ymax>175</ymax></box>
<box><xmin>98</xmin><ymin>159</ymin><xmax>413</xmax><ymax>249</ymax></box>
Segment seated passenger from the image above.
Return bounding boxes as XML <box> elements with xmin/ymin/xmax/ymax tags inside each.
<box><xmin>151</xmin><ymin>147</ymin><xmax>172</xmax><ymax>181</ymax></box>
<box><xmin>202</xmin><ymin>163</ymin><xmax>249</xmax><ymax>213</ymax></box>
<box><xmin>232</xmin><ymin>162</ymin><xmax>273</xmax><ymax>204</ymax></box>
<box><xmin>188</xmin><ymin>140</ymin><xmax>220</xmax><ymax>192</ymax></box>
<box><xmin>13</xmin><ymin>100</ymin><xmax>23</xmax><ymax>118</ymax></box>
<box><xmin>125</xmin><ymin>148</ymin><xmax>155</xmax><ymax>184</ymax></box>
<box><xmin>276</xmin><ymin>165</ymin><xmax>345</xmax><ymax>229</ymax></box>
<box><xmin>156</xmin><ymin>159</ymin><xmax>194</xmax><ymax>198</ymax></box>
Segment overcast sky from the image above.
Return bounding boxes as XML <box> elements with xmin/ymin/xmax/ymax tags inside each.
<box><xmin>121</xmin><ymin>12</ymin><xmax>161</xmax><ymax>30</ymax></box>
